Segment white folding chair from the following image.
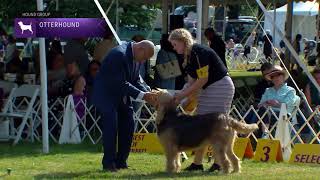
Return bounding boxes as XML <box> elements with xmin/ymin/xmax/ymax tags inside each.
<box><xmin>0</xmin><ymin>84</ymin><xmax>40</xmax><ymax>145</ymax></box>
<box><xmin>0</xmin><ymin>81</ymin><xmax>17</xmax><ymax>141</ymax></box>
<box><xmin>0</xmin><ymin>80</ymin><xmax>18</xmax><ymax>95</ymax></box>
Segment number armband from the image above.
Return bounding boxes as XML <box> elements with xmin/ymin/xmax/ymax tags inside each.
<box><xmin>196</xmin><ymin>65</ymin><xmax>209</xmax><ymax>78</ymax></box>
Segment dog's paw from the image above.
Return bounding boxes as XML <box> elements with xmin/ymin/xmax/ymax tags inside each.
<box><xmin>232</xmin><ymin>169</ymin><xmax>241</xmax><ymax>173</ymax></box>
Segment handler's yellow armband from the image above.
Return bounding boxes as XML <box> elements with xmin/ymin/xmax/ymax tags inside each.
<box><xmin>196</xmin><ymin>65</ymin><xmax>209</xmax><ymax>78</ymax></box>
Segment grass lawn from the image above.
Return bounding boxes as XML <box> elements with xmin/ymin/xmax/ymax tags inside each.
<box><xmin>0</xmin><ymin>142</ymin><xmax>319</xmax><ymax>179</ymax></box>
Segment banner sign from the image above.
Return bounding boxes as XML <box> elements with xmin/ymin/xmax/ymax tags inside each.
<box><xmin>130</xmin><ymin>133</ymin><xmax>163</xmax><ymax>153</ymax></box>
<box><xmin>14</xmin><ymin>18</ymin><xmax>107</xmax><ymax>38</ymax></box>
<box><xmin>289</xmin><ymin>144</ymin><xmax>320</xmax><ymax>165</ymax></box>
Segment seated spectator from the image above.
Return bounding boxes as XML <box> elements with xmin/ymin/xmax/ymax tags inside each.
<box><xmin>48</xmin><ymin>62</ymin><xmax>86</xmax><ymax>137</ymax></box>
<box><xmin>304</xmin><ymin>67</ymin><xmax>320</xmax><ymax>139</ymax></box>
<box><xmin>254</xmin><ymin>62</ymin><xmax>274</xmax><ymax>105</ymax></box>
<box><xmin>59</xmin><ymin>61</ymin><xmax>85</xmax><ymax>98</ymax></box>
<box><xmin>245</xmin><ymin>62</ymin><xmax>273</xmax><ymax>125</ymax></box>
<box><xmin>0</xmin><ymin>87</ymin><xmax>3</xmax><ymax>109</ymax></box>
<box><xmin>64</xmin><ymin>38</ymin><xmax>89</xmax><ymax>75</ymax></box>
<box><xmin>73</xmin><ymin>76</ymin><xmax>86</xmax><ymax>121</ymax></box>
<box><xmin>305</xmin><ymin>67</ymin><xmax>320</xmax><ymax>110</ymax></box>
<box><xmin>258</xmin><ymin>65</ymin><xmax>300</xmax><ymax>138</ymax></box>
<box><xmin>48</xmin><ymin>40</ymin><xmax>65</xmax><ymax>96</ymax></box>
<box><xmin>4</xmin><ymin>35</ymin><xmax>17</xmax><ymax>64</ymax></box>
<box><xmin>6</xmin><ymin>49</ymin><xmax>22</xmax><ymax>73</ymax></box>
<box><xmin>84</xmin><ymin>60</ymin><xmax>101</xmax><ymax>103</ymax></box>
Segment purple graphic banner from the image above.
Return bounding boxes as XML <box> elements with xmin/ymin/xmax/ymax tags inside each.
<box><xmin>15</xmin><ymin>18</ymin><xmax>107</xmax><ymax>38</ymax></box>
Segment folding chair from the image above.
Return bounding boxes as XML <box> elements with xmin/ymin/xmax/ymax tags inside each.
<box><xmin>0</xmin><ymin>84</ymin><xmax>40</xmax><ymax>145</ymax></box>
<box><xmin>0</xmin><ymin>80</ymin><xmax>18</xmax><ymax>95</ymax></box>
<box><xmin>0</xmin><ymin>81</ymin><xmax>17</xmax><ymax>141</ymax></box>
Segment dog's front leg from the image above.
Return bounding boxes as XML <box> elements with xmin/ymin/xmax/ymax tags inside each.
<box><xmin>165</xmin><ymin>151</ymin><xmax>176</xmax><ymax>173</ymax></box>
<box><xmin>174</xmin><ymin>152</ymin><xmax>181</xmax><ymax>172</ymax></box>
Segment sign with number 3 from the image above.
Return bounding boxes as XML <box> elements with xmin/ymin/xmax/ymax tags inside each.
<box><xmin>254</xmin><ymin>139</ymin><xmax>283</xmax><ymax>162</ymax></box>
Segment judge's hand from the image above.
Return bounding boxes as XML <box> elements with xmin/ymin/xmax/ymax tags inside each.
<box><xmin>143</xmin><ymin>92</ymin><xmax>158</xmax><ymax>106</ymax></box>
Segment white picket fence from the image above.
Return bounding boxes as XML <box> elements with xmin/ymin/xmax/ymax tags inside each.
<box><xmin>35</xmin><ymin>92</ymin><xmax>320</xmax><ymax>147</ymax></box>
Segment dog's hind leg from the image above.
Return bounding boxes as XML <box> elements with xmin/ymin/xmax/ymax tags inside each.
<box><xmin>214</xmin><ymin>143</ymin><xmax>232</xmax><ymax>174</ymax></box>
<box><xmin>226</xmin><ymin>133</ymin><xmax>241</xmax><ymax>173</ymax></box>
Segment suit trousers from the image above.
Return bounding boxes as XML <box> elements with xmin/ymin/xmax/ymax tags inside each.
<box><xmin>101</xmin><ymin>101</ymin><xmax>134</xmax><ymax>168</ymax></box>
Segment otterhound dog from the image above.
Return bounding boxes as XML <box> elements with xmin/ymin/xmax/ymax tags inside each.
<box><xmin>154</xmin><ymin>90</ymin><xmax>258</xmax><ymax>174</ymax></box>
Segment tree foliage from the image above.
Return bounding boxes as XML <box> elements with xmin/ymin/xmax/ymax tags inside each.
<box><xmin>119</xmin><ymin>4</ymin><xmax>157</xmax><ymax>30</ymax></box>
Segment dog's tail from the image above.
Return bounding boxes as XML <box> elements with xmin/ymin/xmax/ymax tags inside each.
<box><xmin>228</xmin><ymin>117</ymin><xmax>258</xmax><ymax>134</ymax></box>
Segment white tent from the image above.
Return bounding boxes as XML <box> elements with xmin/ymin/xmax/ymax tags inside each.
<box><xmin>264</xmin><ymin>1</ymin><xmax>319</xmax><ymax>48</ymax></box>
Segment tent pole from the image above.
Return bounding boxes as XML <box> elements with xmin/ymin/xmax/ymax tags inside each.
<box><xmin>55</xmin><ymin>0</ymin><xmax>59</xmax><ymax>11</ymax></box>
<box><xmin>116</xmin><ymin>0</ymin><xmax>119</xmax><ymax>33</ymax></box>
<box><xmin>37</xmin><ymin>0</ymin><xmax>49</xmax><ymax>154</ymax></box>
<box><xmin>162</xmin><ymin>0</ymin><xmax>168</xmax><ymax>34</ymax></box>
<box><xmin>273</xmin><ymin>0</ymin><xmax>276</xmax><ymax>57</ymax></box>
<box><xmin>196</xmin><ymin>0</ymin><xmax>202</xmax><ymax>44</ymax></box>
<box><xmin>202</xmin><ymin>0</ymin><xmax>209</xmax><ymax>44</ymax></box>
<box><xmin>222</xmin><ymin>4</ymin><xmax>227</xmax><ymax>41</ymax></box>
<box><xmin>106</xmin><ymin>0</ymin><xmax>115</xmax><ymax>15</ymax></box>
<box><xmin>317</xmin><ymin>0</ymin><xmax>320</xmax><ymax>42</ymax></box>
<box><xmin>285</xmin><ymin>1</ymin><xmax>293</xmax><ymax>70</ymax></box>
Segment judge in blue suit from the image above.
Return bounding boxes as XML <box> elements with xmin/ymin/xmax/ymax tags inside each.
<box><xmin>92</xmin><ymin>40</ymin><xmax>157</xmax><ymax>172</ymax></box>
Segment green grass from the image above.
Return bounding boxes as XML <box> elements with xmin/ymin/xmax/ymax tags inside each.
<box><xmin>0</xmin><ymin>142</ymin><xmax>319</xmax><ymax>179</ymax></box>
<box><xmin>229</xmin><ymin>70</ymin><xmax>261</xmax><ymax>78</ymax></box>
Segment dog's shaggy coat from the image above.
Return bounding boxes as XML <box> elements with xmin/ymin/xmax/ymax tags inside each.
<box><xmin>155</xmin><ymin>90</ymin><xmax>258</xmax><ymax>173</ymax></box>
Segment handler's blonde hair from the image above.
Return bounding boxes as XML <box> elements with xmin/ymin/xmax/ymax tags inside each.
<box><xmin>168</xmin><ymin>28</ymin><xmax>194</xmax><ymax>67</ymax></box>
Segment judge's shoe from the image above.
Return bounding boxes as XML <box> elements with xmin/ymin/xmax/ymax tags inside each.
<box><xmin>184</xmin><ymin>163</ymin><xmax>204</xmax><ymax>171</ymax></box>
<box><xmin>103</xmin><ymin>164</ymin><xmax>118</xmax><ymax>172</ymax></box>
<box><xmin>116</xmin><ymin>164</ymin><xmax>129</xmax><ymax>169</ymax></box>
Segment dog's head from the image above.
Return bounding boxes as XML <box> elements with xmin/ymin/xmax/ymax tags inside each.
<box><xmin>18</xmin><ymin>21</ymin><xmax>23</xmax><ymax>25</ymax></box>
<box><xmin>153</xmin><ymin>89</ymin><xmax>177</xmax><ymax>125</ymax></box>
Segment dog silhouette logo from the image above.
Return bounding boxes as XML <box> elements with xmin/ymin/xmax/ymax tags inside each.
<box><xmin>17</xmin><ymin>21</ymin><xmax>33</xmax><ymax>34</ymax></box>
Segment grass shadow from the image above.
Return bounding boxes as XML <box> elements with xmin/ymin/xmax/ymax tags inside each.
<box><xmin>33</xmin><ymin>169</ymin><xmax>221</xmax><ymax>179</ymax></box>
<box><xmin>118</xmin><ymin>170</ymin><xmax>221</xmax><ymax>179</ymax></box>
<box><xmin>34</xmin><ymin>170</ymin><xmax>96</xmax><ymax>179</ymax></box>
<box><xmin>0</xmin><ymin>141</ymin><xmax>102</xmax><ymax>159</ymax></box>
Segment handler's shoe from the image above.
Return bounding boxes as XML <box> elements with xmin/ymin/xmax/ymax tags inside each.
<box><xmin>208</xmin><ymin>163</ymin><xmax>221</xmax><ymax>172</ymax></box>
<box><xmin>185</xmin><ymin>163</ymin><xmax>204</xmax><ymax>171</ymax></box>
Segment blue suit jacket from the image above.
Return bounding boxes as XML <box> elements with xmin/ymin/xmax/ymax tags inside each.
<box><xmin>92</xmin><ymin>42</ymin><xmax>148</xmax><ymax>111</ymax></box>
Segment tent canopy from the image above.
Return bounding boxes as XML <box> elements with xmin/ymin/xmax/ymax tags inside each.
<box><xmin>264</xmin><ymin>0</ymin><xmax>319</xmax><ymax>48</ymax></box>
<box><xmin>271</xmin><ymin>1</ymin><xmax>319</xmax><ymax>16</ymax></box>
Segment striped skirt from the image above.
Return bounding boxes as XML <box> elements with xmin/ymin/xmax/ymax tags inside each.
<box><xmin>197</xmin><ymin>76</ymin><xmax>235</xmax><ymax>115</ymax></box>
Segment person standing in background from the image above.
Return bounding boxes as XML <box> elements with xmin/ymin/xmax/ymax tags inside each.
<box><xmin>93</xmin><ymin>28</ymin><xmax>116</xmax><ymax>63</ymax></box>
<box><xmin>154</xmin><ymin>34</ymin><xmax>178</xmax><ymax>90</ymax></box>
<box><xmin>204</xmin><ymin>28</ymin><xmax>227</xmax><ymax>68</ymax></box>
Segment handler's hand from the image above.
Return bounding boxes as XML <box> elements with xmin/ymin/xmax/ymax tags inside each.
<box><xmin>173</xmin><ymin>92</ymin><xmax>184</xmax><ymax>105</ymax></box>
<box><xmin>143</xmin><ymin>92</ymin><xmax>158</xmax><ymax>106</ymax></box>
